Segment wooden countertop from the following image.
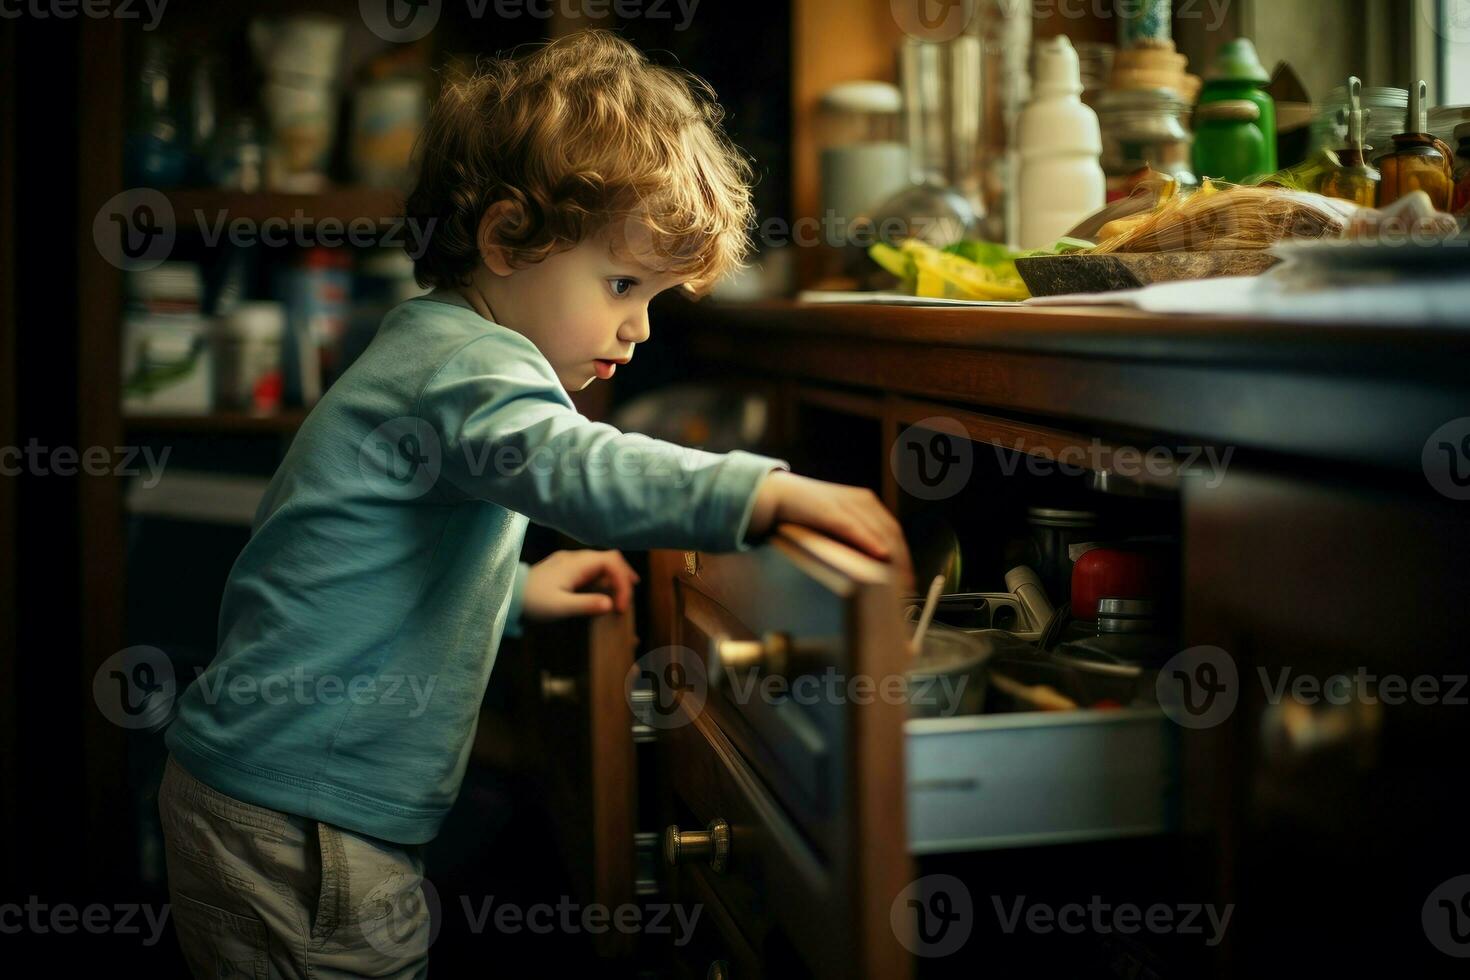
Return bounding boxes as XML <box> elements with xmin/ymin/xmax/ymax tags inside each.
<box><xmin>667</xmin><ymin>299</ymin><xmax>1470</xmax><ymax>477</ymax></box>
<box><xmin>692</xmin><ymin>299</ymin><xmax>1470</xmax><ymax>372</ymax></box>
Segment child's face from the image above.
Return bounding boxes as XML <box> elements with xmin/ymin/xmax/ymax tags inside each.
<box><xmin>478</xmin><ymin>226</ymin><xmax>686</xmax><ymax>392</ymax></box>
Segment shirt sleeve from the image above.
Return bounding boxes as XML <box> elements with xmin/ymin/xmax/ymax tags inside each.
<box><xmin>415</xmin><ymin>332</ymin><xmax>791</xmax><ymax>552</ymax></box>
<box><xmin>503</xmin><ymin>561</ymin><xmax>531</xmax><ymax>638</ymax></box>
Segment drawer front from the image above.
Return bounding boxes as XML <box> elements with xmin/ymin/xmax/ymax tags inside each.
<box><xmin>672</xmin><ymin>578</ymin><xmax>839</xmax><ymax>847</ymax></box>
<box><xmin>667</xmin><ymin>861</ymin><xmax>767</xmax><ymax>980</ymax></box>
<box><xmin>650</xmin><ymin>529</ymin><xmax>915</xmax><ymax>980</ymax></box>
<box><xmin>663</xmin><ymin>705</ymin><xmax>840</xmax><ymax>978</ymax></box>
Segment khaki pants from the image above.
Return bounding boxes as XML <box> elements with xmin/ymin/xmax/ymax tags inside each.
<box><xmin>158</xmin><ymin>754</ymin><xmax>433</xmax><ymax>979</ymax></box>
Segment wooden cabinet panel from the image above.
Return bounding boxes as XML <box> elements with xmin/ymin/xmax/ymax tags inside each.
<box><xmin>649</xmin><ymin>525</ymin><xmax>914</xmax><ymax>980</ymax></box>
<box><xmin>518</xmin><ymin>608</ymin><xmax>639</xmax><ymax>957</ymax></box>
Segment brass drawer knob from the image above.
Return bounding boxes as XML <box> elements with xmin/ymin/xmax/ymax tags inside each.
<box><xmin>663</xmin><ymin>818</ymin><xmax>730</xmax><ymax>873</ymax></box>
<box><xmin>539</xmin><ymin>670</ymin><xmax>577</xmax><ymax>703</ymax></box>
<box><xmin>710</xmin><ymin>632</ymin><xmax>791</xmax><ymax>679</ymax></box>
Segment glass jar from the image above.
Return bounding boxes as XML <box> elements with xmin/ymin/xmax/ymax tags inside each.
<box><xmin>1313</xmin><ymin>85</ymin><xmax>1407</xmax><ymax>161</ymax></box>
<box><xmin>1453</xmin><ymin>123</ymin><xmax>1470</xmax><ymax>214</ymax></box>
<box><xmin>1097</xmin><ymin>87</ymin><xmax>1197</xmax><ymax>200</ymax></box>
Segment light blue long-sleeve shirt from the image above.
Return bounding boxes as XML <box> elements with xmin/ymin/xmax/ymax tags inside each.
<box><xmin>164</xmin><ymin>290</ymin><xmax>788</xmax><ymax>844</ymax></box>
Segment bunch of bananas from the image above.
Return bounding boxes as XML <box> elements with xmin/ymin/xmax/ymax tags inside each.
<box><xmin>869</xmin><ymin>237</ymin><xmax>1091</xmax><ymax>301</ymax></box>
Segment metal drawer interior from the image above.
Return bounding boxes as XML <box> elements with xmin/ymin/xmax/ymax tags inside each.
<box><xmin>905</xmin><ymin>707</ymin><xmax>1179</xmax><ymax>854</ymax></box>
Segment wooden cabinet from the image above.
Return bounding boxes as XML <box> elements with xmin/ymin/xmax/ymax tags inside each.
<box><xmin>513</xmin><ymin>299</ymin><xmax>1470</xmax><ymax>977</ymax></box>
<box><xmin>511</xmin><ymin>607</ymin><xmax>641</xmax><ymax>958</ymax></box>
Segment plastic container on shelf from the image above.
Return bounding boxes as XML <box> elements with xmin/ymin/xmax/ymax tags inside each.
<box><xmin>262</xmin><ymin>80</ymin><xmax>337</xmax><ymax>192</ymax></box>
<box><xmin>1017</xmin><ymin>35</ymin><xmax>1105</xmax><ymax>249</ymax></box>
<box><xmin>277</xmin><ymin>248</ymin><xmax>352</xmax><ymax>405</ymax></box>
<box><xmin>122</xmin><ymin>263</ymin><xmax>212</xmax><ymax>415</ymax></box>
<box><xmin>213</xmin><ymin>302</ymin><xmax>285</xmax><ymax>414</ymax></box>
<box><xmin>351</xmin><ymin>78</ymin><xmax>428</xmax><ymax>188</ymax></box>
<box><xmin>250</xmin><ymin>14</ymin><xmax>345</xmax><ymax>192</ymax></box>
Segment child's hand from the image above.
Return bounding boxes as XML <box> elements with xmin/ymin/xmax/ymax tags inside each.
<box><xmin>522</xmin><ymin>549</ymin><xmax>641</xmax><ymax>622</ymax></box>
<box><xmin>746</xmin><ymin>471</ymin><xmax>916</xmax><ymax>594</ymax></box>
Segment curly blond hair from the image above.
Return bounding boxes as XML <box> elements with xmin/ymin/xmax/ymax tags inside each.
<box><xmin>405</xmin><ymin>30</ymin><xmax>755</xmax><ymax>295</ymax></box>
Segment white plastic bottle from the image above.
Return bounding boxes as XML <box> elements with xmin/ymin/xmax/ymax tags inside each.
<box><xmin>1017</xmin><ymin>36</ymin><xmax>1106</xmax><ymax>249</ymax></box>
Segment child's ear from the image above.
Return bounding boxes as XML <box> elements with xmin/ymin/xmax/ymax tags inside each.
<box><xmin>476</xmin><ymin>200</ymin><xmax>523</xmax><ymax>277</ymax></box>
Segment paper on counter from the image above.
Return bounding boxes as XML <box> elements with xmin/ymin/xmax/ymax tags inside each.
<box><xmin>1025</xmin><ymin>268</ymin><xmax>1470</xmax><ymax>326</ymax></box>
<box><xmin>798</xmin><ymin>290</ymin><xmax>1025</xmax><ymax>307</ymax></box>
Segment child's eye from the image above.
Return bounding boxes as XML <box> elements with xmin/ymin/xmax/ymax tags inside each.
<box><xmin>608</xmin><ymin>278</ymin><xmax>637</xmax><ymax>297</ymax></box>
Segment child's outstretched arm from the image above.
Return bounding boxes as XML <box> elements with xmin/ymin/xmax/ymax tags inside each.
<box><xmin>414</xmin><ymin>329</ymin><xmax>911</xmax><ymax>587</ymax></box>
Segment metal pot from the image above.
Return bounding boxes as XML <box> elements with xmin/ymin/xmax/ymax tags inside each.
<box><xmin>904</xmin><ymin>621</ymin><xmax>1032</xmax><ymax>718</ymax></box>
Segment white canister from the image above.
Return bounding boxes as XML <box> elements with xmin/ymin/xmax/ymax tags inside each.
<box><xmin>1018</xmin><ymin>36</ymin><xmax>1107</xmax><ymax>249</ymax></box>
<box><xmin>263</xmin><ymin>80</ymin><xmax>337</xmax><ymax>192</ymax></box>
<box><xmin>214</xmin><ymin>302</ymin><xmax>285</xmax><ymax>413</ymax></box>
<box><xmin>352</xmin><ymin>78</ymin><xmax>427</xmax><ymax>188</ymax></box>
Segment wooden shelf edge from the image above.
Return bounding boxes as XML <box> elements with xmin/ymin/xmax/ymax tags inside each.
<box><xmin>164</xmin><ymin>187</ymin><xmax>407</xmax><ymax>229</ymax></box>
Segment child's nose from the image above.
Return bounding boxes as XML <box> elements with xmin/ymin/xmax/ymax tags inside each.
<box><xmin>619</xmin><ymin>309</ymin><xmax>651</xmax><ymax>344</ymax></box>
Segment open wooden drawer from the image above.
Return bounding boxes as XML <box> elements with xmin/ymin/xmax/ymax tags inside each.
<box><xmin>647</xmin><ymin>524</ymin><xmax>915</xmax><ymax>980</ymax></box>
<box><xmin>645</xmin><ymin>524</ymin><xmax>1181</xmax><ymax>975</ymax></box>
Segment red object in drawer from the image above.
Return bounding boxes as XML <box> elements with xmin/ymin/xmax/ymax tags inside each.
<box><xmin>1070</xmin><ymin>545</ymin><xmax>1169</xmax><ymax>619</ymax></box>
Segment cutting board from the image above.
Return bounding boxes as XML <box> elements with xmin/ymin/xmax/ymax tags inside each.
<box><xmin>1016</xmin><ymin>250</ymin><xmax>1280</xmax><ymax>297</ymax></box>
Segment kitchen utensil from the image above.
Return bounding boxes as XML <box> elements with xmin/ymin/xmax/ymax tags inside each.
<box><xmin>904</xmin><ymin>620</ymin><xmax>998</xmax><ymax>718</ymax></box>
<box><xmin>1097</xmin><ymin>597</ymin><xmax>1163</xmax><ymax>634</ymax></box>
<box><xmin>988</xmin><ymin>671</ymin><xmax>1078</xmax><ymax>711</ymax></box>
<box><xmin>1056</xmin><ymin>597</ymin><xmax>1177</xmax><ymax>677</ymax></box>
<box><xmin>909</xmin><ymin>574</ymin><xmax>945</xmax><ymax>657</ymax></box>
<box><xmin>1043</xmin><ymin>649</ymin><xmax>1149</xmax><ymax>705</ymax></box>
<box><xmin>1069</xmin><ymin>544</ymin><xmax>1169</xmax><ymax>619</ymax></box>
<box><xmin>1004</xmin><ymin>566</ymin><xmax>1054</xmax><ymax>636</ymax></box>
<box><xmin>1024</xmin><ymin>506</ymin><xmax>1099</xmax><ymax>602</ymax></box>
<box><xmin>904</xmin><ymin>591</ymin><xmax>1042</xmax><ymax>641</ymax></box>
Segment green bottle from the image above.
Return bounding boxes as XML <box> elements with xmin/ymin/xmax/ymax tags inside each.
<box><xmin>1192</xmin><ymin>38</ymin><xmax>1278</xmax><ymax>183</ymax></box>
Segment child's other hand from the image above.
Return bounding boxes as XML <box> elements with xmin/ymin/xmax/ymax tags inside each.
<box><xmin>523</xmin><ymin>549</ymin><xmax>640</xmax><ymax>621</ymax></box>
<box><xmin>746</xmin><ymin>471</ymin><xmax>915</xmax><ymax>594</ymax></box>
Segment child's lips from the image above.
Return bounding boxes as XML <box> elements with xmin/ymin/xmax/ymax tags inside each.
<box><xmin>593</xmin><ymin>359</ymin><xmax>618</xmax><ymax>380</ymax></box>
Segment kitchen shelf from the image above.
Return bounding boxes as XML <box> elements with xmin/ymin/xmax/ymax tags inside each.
<box><xmin>164</xmin><ymin>187</ymin><xmax>405</xmax><ymax>230</ymax></box>
<box><xmin>122</xmin><ymin>410</ymin><xmax>308</xmax><ymax>434</ymax></box>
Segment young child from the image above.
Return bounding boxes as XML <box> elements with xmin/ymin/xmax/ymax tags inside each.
<box><xmin>158</xmin><ymin>30</ymin><xmax>911</xmax><ymax>977</ymax></box>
